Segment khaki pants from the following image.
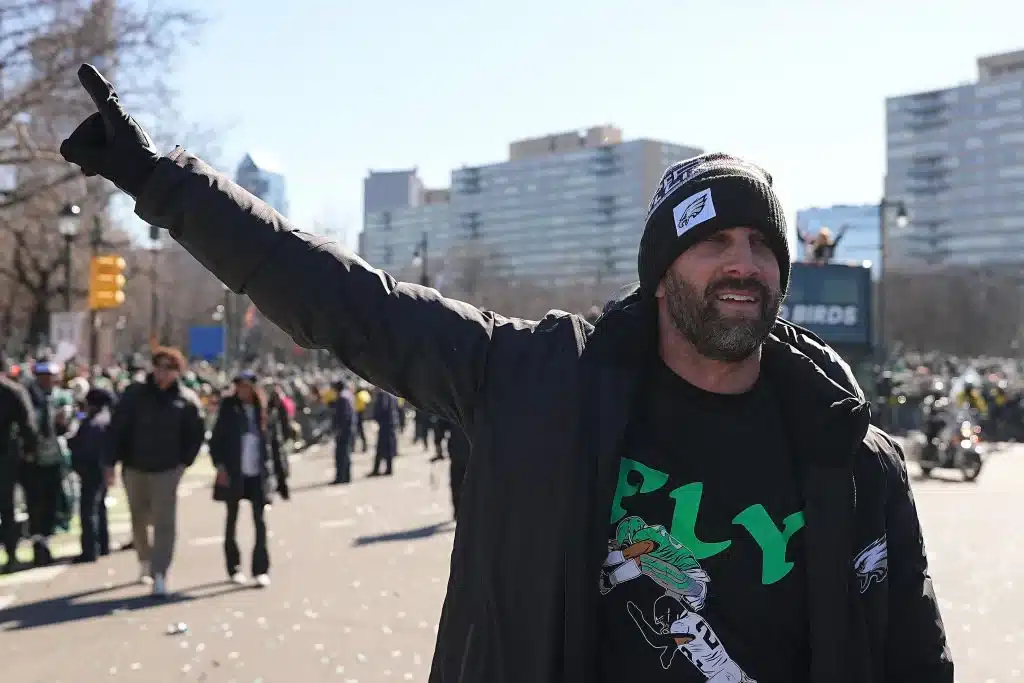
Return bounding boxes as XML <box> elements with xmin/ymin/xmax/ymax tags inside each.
<box><xmin>122</xmin><ymin>466</ymin><xmax>184</xmax><ymax>577</ymax></box>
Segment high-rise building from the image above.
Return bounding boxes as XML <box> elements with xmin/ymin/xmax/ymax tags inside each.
<box><xmin>885</xmin><ymin>48</ymin><xmax>1024</xmax><ymax>270</ymax></box>
<box><xmin>236</xmin><ymin>152</ymin><xmax>289</xmax><ymax>217</ymax></box>
<box><xmin>364</xmin><ymin>169</ymin><xmax>425</xmax><ymax>215</ymax></box>
<box><xmin>360</xmin><ymin>125</ymin><xmax>702</xmax><ymax>294</ymax></box>
<box><xmin>795</xmin><ymin>204</ymin><xmax>881</xmax><ymax>278</ymax></box>
<box><xmin>231</xmin><ymin>152</ymin><xmax>288</xmax><ymax>352</ymax></box>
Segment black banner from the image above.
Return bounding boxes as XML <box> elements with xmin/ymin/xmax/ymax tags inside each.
<box><xmin>780</xmin><ymin>262</ymin><xmax>872</xmax><ymax>347</ymax></box>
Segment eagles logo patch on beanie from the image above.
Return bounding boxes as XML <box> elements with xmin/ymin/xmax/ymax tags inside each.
<box><xmin>637</xmin><ymin>152</ymin><xmax>791</xmax><ymax>294</ymax></box>
<box><xmin>673</xmin><ymin>188</ymin><xmax>717</xmax><ymax>237</ymax></box>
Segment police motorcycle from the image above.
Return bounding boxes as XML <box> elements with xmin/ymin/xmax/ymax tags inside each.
<box><xmin>906</xmin><ymin>392</ymin><xmax>984</xmax><ymax>482</ymax></box>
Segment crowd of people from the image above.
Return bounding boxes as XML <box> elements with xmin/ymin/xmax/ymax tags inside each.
<box><xmin>872</xmin><ymin>352</ymin><xmax>1024</xmax><ymax>440</ymax></box>
<box><xmin>0</xmin><ymin>346</ymin><xmax>467</xmax><ymax>597</ymax></box>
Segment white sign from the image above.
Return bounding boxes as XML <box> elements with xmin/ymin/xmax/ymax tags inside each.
<box><xmin>49</xmin><ymin>311</ymin><xmax>87</xmax><ymax>362</ymax></box>
<box><xmin>779</xmin><ymin>304</ymin><xmax>859</xmax><ymax>327</ymax></box>
<box><xmin>673</xmin><ymin>188</ymin><xmax>717</xmax><ymax>237</ymax></box>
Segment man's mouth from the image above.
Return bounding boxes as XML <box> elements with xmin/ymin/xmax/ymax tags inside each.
<box><xmin>716</xmin><ymin>291</ymin><xmax>759</xmax><ymax>304</ymax></box>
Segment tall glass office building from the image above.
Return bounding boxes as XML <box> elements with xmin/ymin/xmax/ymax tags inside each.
<box><xmin>360</xmin><ymin>126</ymin><xmax>702</xmax><ymax>295</ymax></box>
<box><xmin>236</xmin><ymin>152</ymin><xmax>289</xmax><ymax>217</ymax></box>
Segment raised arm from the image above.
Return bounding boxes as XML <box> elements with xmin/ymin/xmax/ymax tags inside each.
<box><xmin>135</xmin><ymin>149</ymin><xmax>496</xmax><ymax>425</ymax></box>
<box><xmin>59</xmin><ymin>64</ymin><xmax>510</xmax><ymax>429</ymax></box>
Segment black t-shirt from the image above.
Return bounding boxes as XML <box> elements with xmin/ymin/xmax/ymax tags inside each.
<box><xmin>598</xmin><ymin>361</ymin><xmax>811</xmax><ymax>683</ymax></box>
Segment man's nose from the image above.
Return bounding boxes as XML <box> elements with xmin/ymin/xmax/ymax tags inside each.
<box><xmin>721</xmin><ymin>242</ymin><xmax>761</xmax><ymax>279</ymax></box>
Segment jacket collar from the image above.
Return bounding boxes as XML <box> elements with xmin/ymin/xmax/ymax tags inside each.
<box><xmin>145</xmin><ymin>373</ymin><xmax>181</xmax><ymax>395</ymax></box>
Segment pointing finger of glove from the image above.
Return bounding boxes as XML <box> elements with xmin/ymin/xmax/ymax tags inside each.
<box><xmin>77</xmin><ymin>63</ymin><xmax>119</xmax><ymax>140</ymax></box>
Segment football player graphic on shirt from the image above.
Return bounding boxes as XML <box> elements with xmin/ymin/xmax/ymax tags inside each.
<box><xmin>601</xmin><ymin>516</ymin><xmax>757</xmax><ymax>683</ymax></box>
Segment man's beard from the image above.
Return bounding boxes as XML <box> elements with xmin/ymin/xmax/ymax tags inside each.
<box><xmin>663</xmin><ymin>272</ymin><xmax>781</xmax><ymax>362</ymax></box>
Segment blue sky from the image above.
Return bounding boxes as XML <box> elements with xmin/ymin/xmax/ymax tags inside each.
<box><xmin>132</xmin><ymin>0</ymin><xmax>1023</xmax><ymax>249</ymax></box>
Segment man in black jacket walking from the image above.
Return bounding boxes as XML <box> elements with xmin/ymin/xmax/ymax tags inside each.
<box><xmin>105</xmin><ymin>347</ymin><xmax>205</xmax><ymax>597</ymax></box>
<box><xmin>61</xmin><ymin>65</ymin><xmax>952</xmax><ymax>682</ymax></box>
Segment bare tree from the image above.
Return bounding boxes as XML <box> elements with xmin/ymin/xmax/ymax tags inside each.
<box><xmin>886</xmin><ymin>266</ymin><xmax>1024</xmax><ymax>356</ymax></box>
<box><xmin>0</xmin><ymin>0</ymin><xmax>205</xmax><ymax>349</ymax></box>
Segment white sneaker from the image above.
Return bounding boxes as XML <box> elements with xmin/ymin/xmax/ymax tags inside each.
<box><xmin>254</xmin><ymin>574</ymin><xmax>271</xmax><ymax>588</ymax></box>
<box><xmin>139</xmin><ymin>561</ymin><xmax>153</xmax><ymax>586</ymax></box>
<box><xmin>152</xmin><ymin>574</ymin><xmax>167</xmax><ymax>597</ymax></box>
<box><xmin>231</xmin><ymin>572</ymin><xmax>247</xmax><ymax>585</ymax></box>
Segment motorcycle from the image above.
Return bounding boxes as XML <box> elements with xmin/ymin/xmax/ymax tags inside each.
<box><xmin>906</xmin><ymin>407</ymin><xmax>984</xmax><ymax>482</ymax></box>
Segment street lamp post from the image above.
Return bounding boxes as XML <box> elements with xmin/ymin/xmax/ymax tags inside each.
<box><xmin>87</xmin><ymin>216</ymin><xmax>105</xmax><ymax>368</ymax></box>
<box><xmin>57</xmin><ymin>203</ymin><xmax>82</xmax><ymax>312</ymax></box>
<box><xmin>221</xmin><ymin>285</ymin><xmax>232</xmax><ymax>369</ymax></box>
<box><xmin>114</xmin><ymin>315</ymin><xmax>127</xmax><ymax>361</ymax></box>
<box><xmin>148</xmin><ymin>226</ymin><xmax>161</xmax><ymax>349</ymax></box>
<box><xmin>212</xmin><ymin>302</ymin><xmax>227</xmax><ymax>368</ymax></box>
<box><xmin>877</xmin><ymin>198</ymin><xmax>909</xmax><ymax>358</ymax></box>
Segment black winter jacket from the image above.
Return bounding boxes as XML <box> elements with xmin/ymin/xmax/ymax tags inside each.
<box><xmin>136</xmin><ymin>148</ymin><xmax>953</xmax><ymax>683</ymax></box>
<box><xmin>209</xmin><ymin>394</ymin><xmax>288</xmax><ymax>503</ymax></box>
<box><xmin>0</xmin><ymin>376</ymin><xmax>38</xmax><ymax>465</ymax></box>
<box><xmin>107</xmin><ymin>375</ymin><xmax>205</xmax><ymax>472</ymax></box>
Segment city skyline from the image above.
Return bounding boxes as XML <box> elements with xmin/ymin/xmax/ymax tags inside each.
<box><xmin>354</xmin><ymin>45</ymin><xmax>1024</xmax><ymax>290</ymax></box>
<box><xmin>359</xmin><ymin>126</ymin><xmax>701</xmax><ymax>295</ymax></box>
<box><xmin>160</xmin><ymin>0</ymin><xmax>1022</xmax><ymax>249</ymax></box>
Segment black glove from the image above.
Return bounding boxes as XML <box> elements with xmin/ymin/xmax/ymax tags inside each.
<box><xmin>59</xmin><ymin>64</ymin><xmax>161</xmax><ymax>199</ymax></box>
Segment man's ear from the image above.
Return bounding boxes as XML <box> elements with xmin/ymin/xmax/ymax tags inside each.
<box><xmin>655</xmin><ymin>278</ymin><xmax>666</xmax><ymax>299</ymax></box>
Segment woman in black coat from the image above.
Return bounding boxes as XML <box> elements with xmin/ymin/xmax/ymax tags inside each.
<box><xmin>209</xmin><ymin>371</ymin><xmax>288</xmax><ymax>588</ymax></box>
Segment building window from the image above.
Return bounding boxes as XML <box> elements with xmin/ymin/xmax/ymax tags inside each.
<box><xmin>976</xmin><ymin>81</ymin><xmax>1021</xmax><ymax>99</ymax></box>
<box><xmin>998</xmin><ymin>165</ymin><xmax>1024</xmax><ymax>179</ymax></box>
<box><xmin>997</xmin><ymin>98</ymin><xmax>1023</xmax><ymax>112</ymax></box>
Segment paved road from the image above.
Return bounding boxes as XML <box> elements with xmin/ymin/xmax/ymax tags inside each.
<box><xmin>908</xmin><ymin>441</ymin><xmax>1024</xmax><ymax>682</ymax></box>
<box><xmin>1</xmin><ymin>433</ymin><xmax>456</xmax><ymax>683</ymax></box>
<box><xmin>0</xmin><ymin>434</ymin><xmax>1020</xmax><ymax>682</ymax></box>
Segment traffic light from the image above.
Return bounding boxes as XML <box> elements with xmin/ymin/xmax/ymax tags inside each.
<box><xmin>88</xmin><ymin>254</ymin><xmax>127</xmax><ymax>310</ymax></box>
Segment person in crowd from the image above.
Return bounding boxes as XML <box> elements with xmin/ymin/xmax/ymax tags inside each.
<box><xmin>332</xmin><ymin>380</ymin><xmax>357</xmax><ymax>484</ymax></box>
<box><xmin>262</xmin><ymin>379</ymin><xmax>293</xmax><ymax>501</ymax></box>
<box><xmin>209</xmin><ymin>371</ymin><xmax>288</xmax><ymax>587</ymax></box>
<box><xmin>431</xmin><ymin>415</ymin><xmax>450</xmax><ymax>463</ymax></box>
<box><xmin>23</xmin><ymin>360</ymin><xmax>73</xmax><ymax>566</ymax></box>
<box><xmin>69</xmin><ymin>387</ymin><xmax>115</xmax><ymax>563</ymax></box>
<box><xmin>0</xmin><ymin>353</ymin><xmax>38</xmax><ymax>571</ymax></box>
<box><xmin>354</xmin><ymin>383</ymin><xmax>371</xmax><ymax>452</ymax></box>
<box><xmin>798</xmin><ymin>225</ymin><xmax>848</xmax><ymax>264</ymax></box>
<box><xmin>369</xmin><ymin>389</ymin><xmax>399</xmax><ymax>477</ymax></box>
<box><xmin>61</xmin><ymin>67</ymin><xmax>953</xmax><ymax>682</ymax></box>
<box><xmin>413</xmin><ymin>408</ymin><xmax>432</xmax><ymax>449</ymax></box>
<box><xmin>105</xmin><ymin>346</ymin><xmax>205</xmax><ymax>597</ymax></box>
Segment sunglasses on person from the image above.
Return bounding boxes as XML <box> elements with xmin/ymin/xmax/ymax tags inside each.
<box><xmin>154</xmin><ymin>362</ymin><xmax>180</xmax><ymax>372</ymax></box>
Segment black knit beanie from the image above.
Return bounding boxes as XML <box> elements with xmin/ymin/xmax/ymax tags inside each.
<box><xmin>637</xmin><ymin>152</ymin><xmax>791</xmax><ymax>295</ymax></box>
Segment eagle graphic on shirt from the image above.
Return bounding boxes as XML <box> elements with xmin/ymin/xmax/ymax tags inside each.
<box><xmin>601</xmin><ymin>516</ymin><xmax>757</xmax><ymax>682</ymax></box>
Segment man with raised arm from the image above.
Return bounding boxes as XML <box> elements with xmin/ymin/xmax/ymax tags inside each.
<box><xmin>60</xmin><ymin>64</ymin><xmax>951</xmax><ymax>683</ymax></box>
